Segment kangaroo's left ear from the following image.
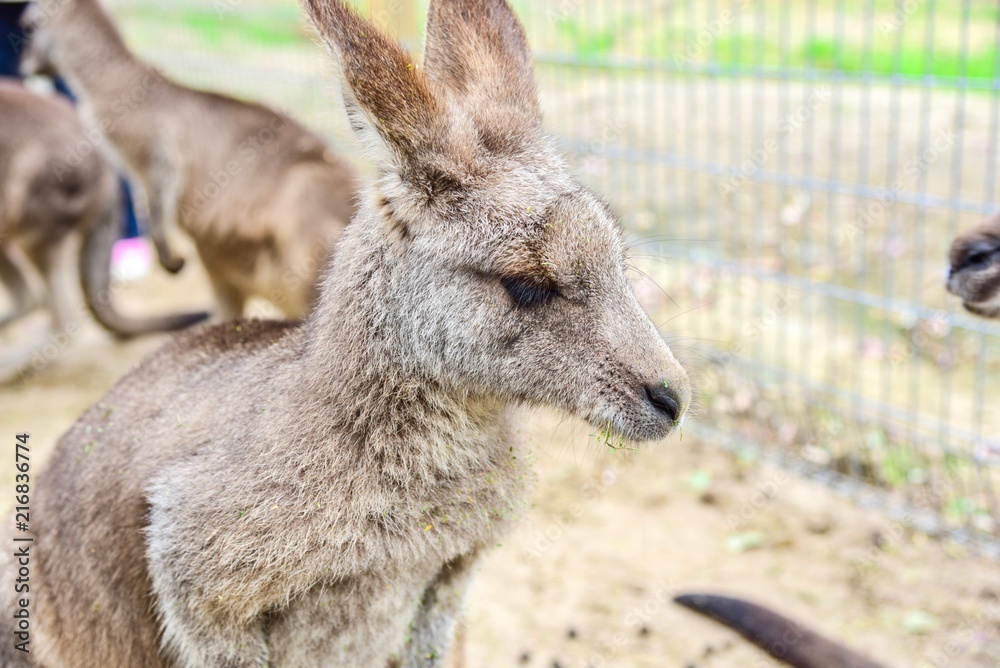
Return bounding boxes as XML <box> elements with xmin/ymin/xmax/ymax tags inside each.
<box><xmin>423</xmin><ymin>0</ymin><xmax>541</xmax><ymax>138</ymax></box>
<box><xmin>302</xmin><ymin>0</ymin><xmax>454</xmax><ymax>173</ymax></box>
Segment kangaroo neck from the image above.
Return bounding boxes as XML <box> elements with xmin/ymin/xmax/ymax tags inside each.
<box><xmin>298</xmin><ymin>209</ymin><xmax>507</xmax><ymax>465</ymax></box>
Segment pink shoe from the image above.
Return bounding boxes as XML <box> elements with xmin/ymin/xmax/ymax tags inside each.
<box><xmin>111</xmin><ymin>237</ymin><xmax>152</xmax><ymax>282</ymax></box>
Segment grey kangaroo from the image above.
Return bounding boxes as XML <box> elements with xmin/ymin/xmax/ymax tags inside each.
<box><xmin>948</xmin><ymin>212</ymin><xmax>1000</xmax><ymax>318</ymax></box>
<box><xmin>0</xmin><ymin>79</ymin><xmax>206</xmax><ymax>378</ymax></box>
<box><xmin>0</xmin><ymin>1</ymin><xmax>691</xmax><ymax>666</ymax></box>
<box><xmin>23</xmin><ymin>0</ymin><xmax>359</xmax><ymax>320</ymax></box>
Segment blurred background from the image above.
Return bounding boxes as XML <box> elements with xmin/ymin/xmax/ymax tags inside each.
<box><xmin>4</xmin><ymin>0</ymin><xmax>1000</xmax><ymax>665</ymax></box>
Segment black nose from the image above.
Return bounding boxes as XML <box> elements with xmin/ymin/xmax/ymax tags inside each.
<box><xmin>644</xmin><ymin>382</ymin><xmax>681</xmax><ymax>422</ymax></box>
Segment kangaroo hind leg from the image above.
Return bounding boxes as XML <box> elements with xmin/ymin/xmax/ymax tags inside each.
<box><xmin>0</xmin><ymin>245</ymin><xmax>39</xmax><ymax>328</ymax></box>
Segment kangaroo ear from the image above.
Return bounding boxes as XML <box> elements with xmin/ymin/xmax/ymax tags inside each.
<box><xmin>302</xmin><ymin>0</ymin><xmax>450</xmax><ymax>171</ymax></box>
<box><xmin>423</xmin><ymin>0</ymin><xmax>541</xmax><ymax>134</ymax></box>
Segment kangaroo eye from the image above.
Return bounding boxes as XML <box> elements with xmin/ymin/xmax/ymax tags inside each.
<box><xmin>501</xmin><ymin>276</ymin><xmax>558</xmax><ymax>308</ymax></box>
<box><xmin>967</xmin><ymin>251</ymin><xmax>991</xmax><ymax>266</ymax></box>
<box><xmin>963</xmin><ymin>245</ymin><xmax>998</xmax><ymax>269</ymax></box>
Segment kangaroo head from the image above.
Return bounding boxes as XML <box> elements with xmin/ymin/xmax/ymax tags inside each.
<box><xmin>304</xmin><ymin>0</ymin><xmax>690</xmax><ymax>442</ymax></box>
<box><xmin>18</xmin><ymin>4</ymin><xmax>59</xmax><ymax>79</ymax></box>
<box><xmin>21</xmin><ymin>0</ymin><xmax>126</xmax><ymax>80</ymax></box>
<box><xmin>948</xmin><ymin>213</ymin><xmax>1000</xmax><ymax>319</ymax></box>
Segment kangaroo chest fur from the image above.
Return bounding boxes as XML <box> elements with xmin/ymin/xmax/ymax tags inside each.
<box><xmin>161</xmin><ymin>430</ymin><xmax>526</xmax><ymax>667</ymax></box>
<box><xmin>135</xmin><ymin>359</ymin><xmax>533</xmax><ymax>666</ymax></box>
<box><xmin>260</xmin><ymin>427</ymin><xmax>531</xmax><ymax>665</ymax></box>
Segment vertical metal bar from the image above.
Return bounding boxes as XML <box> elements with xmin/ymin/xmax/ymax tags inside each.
<box><xmin>643</xmin><ymin>0</ymin><xmax>653</xmax><ymax>252</ymax></box>
<box><xmin>909</xmin><ymin>0</ymin><xmax>948</xmax><ymax>517</ymax></box>
<box><xmin>612</xmin><ymin>0</ymin><xmax>619</xmax><ymax>210</ymax></box>
<box><xmin>881</xmin><ymin>0</ymin><xmax>910</xmax><ymax>501</ymax></box>
<box><xmin>671</xmin><ymin>0</ymin><xmax>681</xmax><ymax>232</ymax></box>
<box><xmin>849</xmin><ymin>0</ymin><xmax>875</xmax><ymax>491</ymax></box>
<box><xmin>944</xmin><ymin>0</ymin><xmax>971</xmax><ymax>532</ymax></box>
<box><xmin>685</xmin><ymin>0</ymin><xmax>698</xmax><ymax>246</ymax></box>
<box><xmin>653</xmin><ymin>0</ymin><xmax>664</xmax><ymax>253</ymax></box>
<box><xmin>752</xmin><ymin>0</ymin><xmax>766</xmax><ymax>363</ymax></box>
<box><xmin>776</xmin><ymin>0</ymin><xmax>791</xmax><ymax>391</ymax></box>
<box><xmin>801</xmin><ymin>0</ymin><xmax>817</xmax><ymax>392</ymax></box>
<box><xmin>705</xmin><ymin>0</ymin><xmax>722</xmax><ymax>383</ymax></box>
<box><xmin>825</xmin><ymin>0</ymin><xmax>847</xmax><ymax>467</ymax></box>
<box><xmin>706</xmin><ymin>0</ymin><xmax>717</xmax><ymax>262</ymax></box>
<box><xmin>731</xmin><ymin>0</ymin><xmax>746</xmax><ymax>366</ymax></box>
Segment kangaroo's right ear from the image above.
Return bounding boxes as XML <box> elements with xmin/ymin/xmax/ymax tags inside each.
<box><xmin>423</xmin><ymin>0</ymin><xmax>541</xmax><ymax>133</ymax></box>
<box><xmin>302</xmin><ymin>0</ymin><xmax>454</xmax><ymax>173</ymax></box>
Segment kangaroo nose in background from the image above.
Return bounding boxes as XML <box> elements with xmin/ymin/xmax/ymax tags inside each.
<box><xmin>644</xmin><ymin>382</ymin><xmax>681</xmax><ymax>423</ymax></box>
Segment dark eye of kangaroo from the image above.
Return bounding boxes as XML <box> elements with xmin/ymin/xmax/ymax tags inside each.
<box><xmin>962</xmin><ymin>245</ymin><xmax>999</xmax><ymax>269</ymax></box>
<box><xmin>501</xmin><ymin>276</ymin><xmax>558</xmax><ymax>308</ymax></box>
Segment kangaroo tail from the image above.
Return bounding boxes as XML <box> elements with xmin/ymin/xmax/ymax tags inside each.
<box><xmin>80</xmin><ymin>190</ymin><xmax>209</xmax><ymax>339</ymax></box>
<box><xmin>674</xmin><ymin>593</ymin><xmax>885</xmax><ymax>668</ymax></box>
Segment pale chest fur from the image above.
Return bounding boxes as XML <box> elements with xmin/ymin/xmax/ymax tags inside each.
<box><xmin>314</xmin><ymin>431</ymin><xmax>533</xmax><ymax>575</ymax></box>
<box><xmin>259</xmin><ymin>433</ymin><xmax>532</xmax><ymax>666</ymax></box>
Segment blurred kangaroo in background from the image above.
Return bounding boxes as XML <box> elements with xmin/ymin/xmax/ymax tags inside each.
<box><xmin>0</xmin><ymin>0</ymin><xmax>692</xmax><ymax>665</ymax></box>
<box><xmin>23</xmin><ymin>0</ymin><xmax>359</xmax><ymax>320</ymax></box>
<box><xmin>0</xmin><ymin>79</ymin><xmax>206</xmax><ymax>379</ymax></box>
<box><xmin>948</xmin><ymin>212</ymin><xmax>1000</xmax><ymax>318</ymax></box>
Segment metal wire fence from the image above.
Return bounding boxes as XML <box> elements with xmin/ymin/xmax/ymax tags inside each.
<box><xmin>106</xmin><ymin>0</ymin><xmax>1000</xmax><ymax>555</ymax></box>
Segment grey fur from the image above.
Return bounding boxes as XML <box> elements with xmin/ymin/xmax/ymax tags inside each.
<box><xmin>0</xmin><ymin>1</ymin><xmax>691</xmax><ymax>666</ymax></box>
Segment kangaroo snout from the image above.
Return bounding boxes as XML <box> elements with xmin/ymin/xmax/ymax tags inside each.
<box><xmin>627</xmin><ymin>301</ymin><xmax>692</xmax><ymax>436</ymax></box>
<box><xmin>946</xmin><ymin>214</ymin><xmax>1000</xmax><ymax>320</ymax></box>
<box><xmin>614</xmin><ymin>374</ymin><xmax>688</xmax><ymax>442</ymax></box>
<box><xmin>644</xmin><ymin>381</ymin><xmax>682</xmax><ymax>423</ymax></box>
<box><xmin>591</xmin><ymin>298</ymin><xmax>692</xmax><ymax>441</ymax></box>
<box><xmin>642</xmin><ymin>357</ymin><xmax>691</xmax><ymax>435</ymax></box>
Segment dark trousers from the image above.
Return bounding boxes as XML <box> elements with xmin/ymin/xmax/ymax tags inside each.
<box><xmin>0</xmin><ymin>2</ymin><xmax>28</xmax><ymax>78</ymax></box>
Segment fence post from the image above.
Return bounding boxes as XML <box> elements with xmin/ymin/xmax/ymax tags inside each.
<box><xmin>364</xmin><ymin>0</ymin><xmax>420</xmax><ymax>51</ymax></box>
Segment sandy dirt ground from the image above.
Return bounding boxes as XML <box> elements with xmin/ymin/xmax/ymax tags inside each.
<box><xmin>1</xmin><ymin>254</ymin><xmax>1000</xmax><ymax>667</ymax></box>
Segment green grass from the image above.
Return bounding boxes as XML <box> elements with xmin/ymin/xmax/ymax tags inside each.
<box><xmin>555</xmin><ymin>19</ymin><xmax>619</xmax><ymax>59</ymax></box>
<box><xmin>116</xmin><ymin>2</ymin><xmax>310</xmax><ymax>54</ymax></box>
<box><xmin>524</xmin><ymin>1</ymin><xmax>1000</xmax><ymax>85</ymax></box>
<box><xmin>177</xmin><ymin>11</ymin><xmax>305</xmax><ymax>48</ymax></box>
